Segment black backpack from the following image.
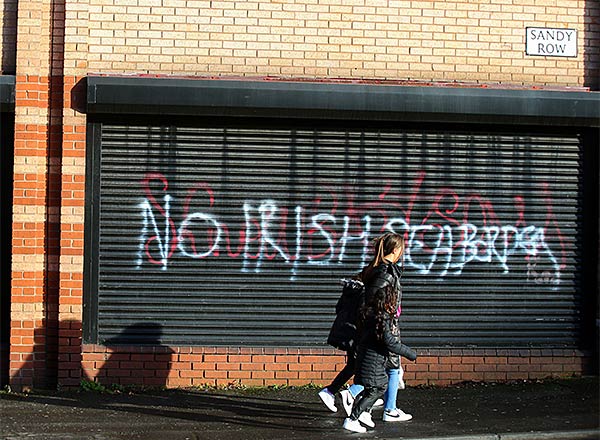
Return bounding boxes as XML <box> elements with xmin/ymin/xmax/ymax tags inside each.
<box><xmin>326</xmin><ymin>279</ymin><xmax>365</xmax><ymax>351</ymax></box>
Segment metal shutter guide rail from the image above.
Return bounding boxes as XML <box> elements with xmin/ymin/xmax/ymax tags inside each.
<box><xmin>85</xmin><ymin>76</ymin><xmax>600</xmax><ymax>127</ymax></box>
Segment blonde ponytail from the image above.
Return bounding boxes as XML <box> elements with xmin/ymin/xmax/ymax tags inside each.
<box><xmin>359</xmin><ymin>232</ymin><xmax>405</xmax><ymax>282</ymax></box>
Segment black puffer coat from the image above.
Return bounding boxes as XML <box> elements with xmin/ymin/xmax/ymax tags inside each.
<box><xmin>353</xmin><ymin>263</ymin><xmax>417</xmax><ymax>388</ymax></box>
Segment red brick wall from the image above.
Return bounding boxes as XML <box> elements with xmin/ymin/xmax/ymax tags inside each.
<box><xmin>407</xmin><ymin>349</ymin><xmax>591</xmax><ymax>385</ymax></box>
<box><xmin>9</xmin><ymin>72</ymin><xmax>594</xmax><ymax>391</ymax></box>
<box><xmin>6</xmin><ymin>0</ymin><xmax>596</xmax><ymax>392</ymax></box>
<box><xmin>79</xmin><ymin>346</ymin><xmax>592</xmax><ymax>389</ymax></box>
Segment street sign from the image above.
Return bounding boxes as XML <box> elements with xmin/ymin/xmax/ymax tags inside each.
<box><xmin>525</xmin><ymin>27</ymin><xmax>577</xmax><ymax>57</ymax></box>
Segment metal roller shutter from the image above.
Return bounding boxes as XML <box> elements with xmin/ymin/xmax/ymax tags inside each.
<box><xmin>89</xmin><ymin>121</ymin><xmax>583</xmax><ymax>348</ymax></box>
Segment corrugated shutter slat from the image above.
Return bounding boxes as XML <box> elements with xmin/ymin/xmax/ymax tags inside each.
<box><xmin>94</xmin><ymin>123</ymin><xmax>582</xmax><ymax>348</ymax></box>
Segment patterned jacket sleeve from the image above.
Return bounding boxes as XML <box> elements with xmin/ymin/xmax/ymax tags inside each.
<box><xmin>382</xmin><ymin>318</ymin><xmax>417</xmax><ymax>361</ymax></box>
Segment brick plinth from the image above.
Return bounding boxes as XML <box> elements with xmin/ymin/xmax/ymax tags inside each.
<box><xmin>79</xmin><ymin>346</ymin><xmax>592</xmax><ymax>389</ymax></box>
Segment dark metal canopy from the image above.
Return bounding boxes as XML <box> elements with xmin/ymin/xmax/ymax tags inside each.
<box><xmin>86</xmin><ymin>75</ymin><xmax>600</xmax><ymax>127</ymax></box>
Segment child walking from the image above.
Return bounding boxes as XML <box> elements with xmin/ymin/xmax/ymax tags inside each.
<box><xmin>342</xmin><ymin>233</ymin><xmax>417</xmax><ymax>433</ymax></box>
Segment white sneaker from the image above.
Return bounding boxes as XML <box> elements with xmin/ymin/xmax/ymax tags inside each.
<box><xmin>358</xmin><ymin>411</ymin><xmax>375</xmax><ymax>428</ymax></box>
<box><xmin>340</xmin><ymin>389</ymin><xmax>354</xmax><ymax>416</ymax></box>
<box><xmin>343</xmin><ymin>417</ymin><xmax>367</xmax><ymax>433</ymax></box>
<box><xmin>373</xmin><ymin>398</ymin><xmax>384</xmax><ymax>407</ymax></box>
<box><xmin>318</xmin><ymin>388</ymin><xmax>337</xmax><ymax>412</ymax></box>
<box><xmin>383</xmin><ymin>408</ymin><xmax>413</xmax><ymax>422</ymax></box>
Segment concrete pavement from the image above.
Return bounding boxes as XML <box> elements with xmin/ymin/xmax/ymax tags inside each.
<box><xmin>1</xmin><ymin>377</ymin><xmax>598</xmax><ymax>440</ymax></box>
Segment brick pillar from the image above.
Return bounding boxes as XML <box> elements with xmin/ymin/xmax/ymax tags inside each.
<box><xmin>10</xmin><ymin>0</ymin><xmax>88</xmax><ymax>390</ymax></box>
<box><xmin>9</xmin><ymin>0</ymin><xmax>62</xmax><ymax>390</ymax></box>
<box><xmin>56</xmin><ymin>0</ymin><xmax>89</xmax><ymax>388</ymax></box>
<box><xmin>56</xmin><ymin>76</ymin><xmax>88</xmax><ymax>388</ymax></box>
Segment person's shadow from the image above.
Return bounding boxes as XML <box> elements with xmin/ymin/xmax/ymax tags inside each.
<box><xmin>95</xmin><ymin>322</ymin><xmax>174</xmax><ymax>388</ymax></box>
<box><xmin>4</xmin><ymin>321</ymin><xmax>331</xmax><ymax>435</ymax></box>
<box><xmin>82</xmin><ymin>323</ymin><xmax>332</xmax><ymax>432</ymax></box>
<box><xmin>8</xmin><ymin>319</ymin><xmax>92</xmax><ymax>391</ymax></box>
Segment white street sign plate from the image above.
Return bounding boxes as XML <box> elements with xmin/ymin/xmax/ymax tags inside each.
<box><xmin>526</xmin><ymin>27</ymin><xmax>577</xmax><ymax>57</ymax></box>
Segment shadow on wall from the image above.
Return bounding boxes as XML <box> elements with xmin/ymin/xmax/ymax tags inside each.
<box><xmin>0</xmin><ymin>111</ymin><xmax>14</xmax><ymax>388</ymax></box>
<box><xmin>89</xmin><ymin>322</ymin><xmax>175</xmax><ymax>388</ymax></box>
<box><xmin>584</xmin><ymin>0</ymin><xmax>600</xmax><ymax>90</ymax></box>
<box><xmin>9</xmin><ymin>321</ymin><xmax>90</xmax><ymax>392</ymax></box>
<box><xmin>10</xmin><ymin>321</ymin><xmax>174</xmax><ymax>391</ymax></box>
<box><xmin>1</xmin><ymin>0</ymin><xmax>17</xmax><ymax>74</ymax></box>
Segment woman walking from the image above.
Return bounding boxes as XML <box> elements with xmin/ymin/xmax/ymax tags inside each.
<box><xmin>342</xmin><ymin>232</ymin><xmax>417</xmax><ymax>433</ymax></box>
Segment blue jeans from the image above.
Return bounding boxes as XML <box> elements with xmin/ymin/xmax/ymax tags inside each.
<box><xmin>348</xmin><ymin>367</ymin><xmax>401</xmax><ymax>411</ymax></box>
<box><xmin>383</xmin><ymin>368</ymin><xmax>400</xmax><ymax>411</ymax></box>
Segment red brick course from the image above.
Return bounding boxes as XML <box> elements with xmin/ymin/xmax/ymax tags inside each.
<box><xmin>74</xmin><ymin>345</ymin><xmax>591</xmax><ymax>389</ymax></box>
